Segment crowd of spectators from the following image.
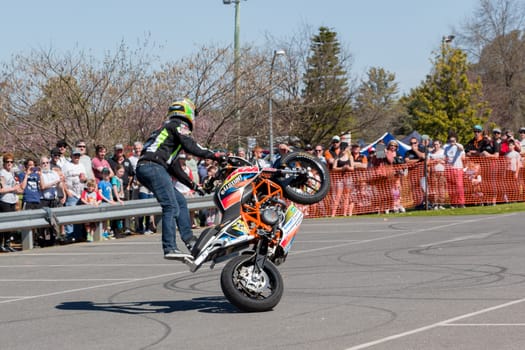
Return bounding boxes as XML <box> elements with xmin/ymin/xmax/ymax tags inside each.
<box><xmin>0</xmin><ymin>137</ymin><xmax>226</xmax><ymax>251</ymax></box>
<box><xmin>306</xmin><ymin>125</ymin><xmax>525</xmax><ymax>216</ymax></box>
<box><xmin>2</xmin><ymin>124</ymin><xmax>525</xmax><ymax>251</ymax></box>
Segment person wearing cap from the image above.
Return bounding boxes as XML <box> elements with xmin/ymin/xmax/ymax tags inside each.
<box><xmin>367</xmin><ymin>146</ymin><xmax>381</xmax><ymax>168</ymax></box>
<box><xmin>304</xmin><ymin>144</ymin><xmax>314</xmax><ymax>155</ymax></box>
<box><xmin>135</xmin><ymin>98</ymin><xmax>222</xmax><ymax>260</ymax></box>
<box><xmin>62</xmin><ymin>148</ymin><xmax>88</xmax><ymax>240</ymax></box>
<box><xmin>97</xmin><ymin>167</ymin><xmax>114</xmax><ymax>204</ymax></box>
<box><xmin>38</xmin><ymin>154</ymin><xmax>66</xmax><ymax>245</ymax></box>
<box><xmin>96</xmin><ymin>166</ymin><xmax>119</xmax><ymax>238</ymax></box>
<box><xmin>489</xmin><ymin>127</ymin><xmax>502</xmax><ymax>152</ymax></box>
<box><xmin>324</xmin><ymin>135</ymin><xmax>347</xmax><ymax>169</ymax></box>
<box><xmin>465</xmin><ymin>125</ymin><xmax>489</xmax><ymax>157</ymax></box>
<box><xmin>50</xmin><ymin>147</ymin><xmax>62</xmax><ymax>169</ymax></box>
<box><xmin>54</xmin><ymin>139</ymin><xmax>70</xmax><ymax>169</ymax></box>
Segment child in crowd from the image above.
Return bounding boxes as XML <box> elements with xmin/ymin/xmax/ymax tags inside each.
<box><xmin>98</xmin><ymin>168</ymin><xmax>114</xmax><ymax>204</ymax></box>
<box><xmin>464</xmin><ymin>161</ymin><xmax>483</xmax><ymax>205</ymax></box>
<box><xmin>353</xmin><ymin>180</ymin><xmax>374</xmax><ymax>214</ymax></box>
<box><xmin>111</xmin><ymin>164</ymin><xmax>126</xmax><ymax>205</ymax></box>
<box><xmin>390</xmin><ymin>177</ymin><xmax>405</xmax><ymax>214</ymax></box>
<box><xmin>97</xmin><ymin>167</ymin><xmax>115</xmax><ymax>237</ymax></box>
<box><xmin>110</xmin><ymin>164</ymin><xmax>125</xmax><ymax>234</ymax></box>
<box><xmin>80</xmin><ymin>179</ymin><xmax>103</xmax><ymax>242</ymax></box>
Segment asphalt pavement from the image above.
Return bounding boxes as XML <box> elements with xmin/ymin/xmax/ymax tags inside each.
<box><xmin>2</xmin><ymin>213</ymin><xmax>525</xmax><ymax>349</ymax></box>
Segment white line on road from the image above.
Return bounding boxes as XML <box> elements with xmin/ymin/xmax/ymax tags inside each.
<box><xmin>0</xmin><ymin>270</ymin><xmax>189</xmax><ymax>305</ymax></box>
<box><xmin>419</xmin><ymin>231</ymin><xmax>499</xmax><ymax>248</ymax></box>
<box><xmin>292</xmin><ymin>214</ymin><xmax>511</xmax><ymax>256</ymax></box>
<box><xmin>442</xmin><ymin>323</ymin><xmax>525</xmax><ymax>327</ymax></box>
<box><xmin>345</xmin><ymin>296</ymin><xmax>525</xmax><ymax>349</ymax></box>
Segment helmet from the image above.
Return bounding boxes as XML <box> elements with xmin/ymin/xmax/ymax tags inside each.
<box><xmin>166</xmin><ymin>98</ymin><xmax>196</xmax><ymax>130</ymax></box>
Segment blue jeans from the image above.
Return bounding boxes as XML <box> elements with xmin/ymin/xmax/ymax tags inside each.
<box><xmin>64</xmin><ymin>196</ymin><xmax>79</xmax><ymax>237</ymax></box>
<box><xmin>174</xmin><ymin>188</ymin><xmax>193</xmax><ymax>243</ymax></box>
<box><xmin>136</xmin><ymin>162</ymin><xmax>180</xmax><ymax>254</ymax></box>
<box><xmin>137</xmin><ymin>191</ymin><xmax>154</xmax><ymax>233</ymax></box>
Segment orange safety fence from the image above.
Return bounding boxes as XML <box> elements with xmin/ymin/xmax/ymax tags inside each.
<box><xmin>301</xmin><ymin>157</ymin><xmax>525</xmax><ymax>218</ymax></box>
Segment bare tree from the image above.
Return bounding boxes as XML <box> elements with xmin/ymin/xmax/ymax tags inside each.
<box><xmin>456</xmin><ymin>0</ymin><xmax>525</xmax><ymax>128</ymax></box>
<box><xmin>0</xmin><ymin>42</ymin><xmax>152</xmax><ymax>157</ymax></box>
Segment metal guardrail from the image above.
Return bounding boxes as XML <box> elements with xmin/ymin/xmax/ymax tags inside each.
<box><xmin>0</xmin><ymin>196</ymin><xmax>215</xmax><ymax>250</ymax></box>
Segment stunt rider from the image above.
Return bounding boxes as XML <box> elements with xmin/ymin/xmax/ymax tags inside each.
<box><xmin>168</xmin><ymin>154</ymin><xmax>205</xmax><ymax>253</ymax></box>
<box><xmin>136</xmin><ymin>98</ymin><xmax>220</xmax><ymax>260</ymax></box>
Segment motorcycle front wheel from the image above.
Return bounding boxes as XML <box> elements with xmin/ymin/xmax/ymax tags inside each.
<box><xmin>278</xmin><ymin>151</ymin><xmax>330</xmax><ymax>205</ymax></box>
<box><xmin>220</xmin><ymin>254</ymin><xmax>283</xmax><ymax>312</ymax></box>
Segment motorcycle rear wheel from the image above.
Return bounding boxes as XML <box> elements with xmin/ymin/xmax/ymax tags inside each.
<box><xmin>278</xmin><ymin>151</ymin><xmax>330</xmax><ymax>205</ymax></box>
<box><xmin>190</xmin><ymin>227</ymin><xmax>218</xmax><ymax>256</ymax></box>
<box><xmin>220</xmin><ymin>254</ymin><xmax>283</xmax><ymax>312</ymax></box>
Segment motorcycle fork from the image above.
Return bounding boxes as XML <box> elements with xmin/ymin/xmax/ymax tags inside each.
<box><xmin>254</xmin><ymin>236</ymin><xmax>270</xmax><ymax>273</ymax></box>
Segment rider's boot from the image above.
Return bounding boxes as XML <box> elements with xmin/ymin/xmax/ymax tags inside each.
<box><xmin>164</xmin><ymin>248</ymin><xmax>192</xmax><ymax>260</ymax></box>
<box><xmin>185</xmin><ymin>236</ymin><xmax>198</xmax><ymax>251</ymax></box>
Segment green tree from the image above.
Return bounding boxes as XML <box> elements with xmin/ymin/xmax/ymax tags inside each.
<box><xmin>403</xmin><ymin>41</ymin><xmax>491</xmax><ymax>143</ymax></box>
<box><xmin>353</xmin><ymin>67</ymin><xmax>401</xmax><ymax>140</ymax></box>
<box><xmin>298</xmin><ymin>26</ymin><xmax>352</xmax><ymax>145</ymax></box>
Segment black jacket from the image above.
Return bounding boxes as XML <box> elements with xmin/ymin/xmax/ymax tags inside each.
<box><xmin>140</xmin><ymin>118</ymin><xmax>216</xmax><ymax>168</ymax></box>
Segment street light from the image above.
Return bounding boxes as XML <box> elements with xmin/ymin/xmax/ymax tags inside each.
<box><xmin>269</xmin><ymin>49</ymin><xmax>286</xmax><ymax>163</ymax></box>
<box><xmin>442</xmin><ymin>35</ymin><xmax>455</xmax><ymax>43</ymax></box>
<box><xmin>223</xmin><ymin>0</ymin><xmax>242</xmax><ymax>147</ymax></box>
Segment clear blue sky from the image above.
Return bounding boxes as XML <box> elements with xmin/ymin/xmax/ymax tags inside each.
<box><xmin>1</xmin><ymin>0</ymin><xmax>479</xmax><ymax>93</ymax></box>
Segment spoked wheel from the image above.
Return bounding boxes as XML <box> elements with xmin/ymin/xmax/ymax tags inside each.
<box><xmin>220</xmin><ymin>254</ymin><xmax>283</xmax><ymax>312</ymax></box>
<box><xmin>277</xmin><ymin>151</ymin><xmax>330</xmax><ymax>204</ymax></box>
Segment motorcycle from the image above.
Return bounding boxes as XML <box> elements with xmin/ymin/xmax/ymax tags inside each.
<box><xmin>182</xmin><ymin>151</ymin><xmax>330</xmax><ymax>312</ymax></box>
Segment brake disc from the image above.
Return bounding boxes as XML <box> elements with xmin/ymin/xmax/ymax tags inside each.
<box><xmin>238</xmin><ymin>265</ymin><xmax>269</xmax><ymax>293</ymax></box>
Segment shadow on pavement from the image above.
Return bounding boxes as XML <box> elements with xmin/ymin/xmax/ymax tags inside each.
<box><xmin>56</xmin><ymin>296</ymin><xmax>239</xmax><ymax>314</ymax></box>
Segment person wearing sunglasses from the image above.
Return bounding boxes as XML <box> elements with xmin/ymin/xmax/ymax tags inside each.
<box><xmin>444</xmin><ymin>134</ymin><xmax>466</xmax><ymax>208</ymax></box>
<box><xmin>404</xmin><ymin>137</ymin><xmax>427</xmax><ymax>208</ymax></box>
<box><xmin>0</xmin><ymin>153</ymin><xmax>23</xmax><ymax>252</ymax></box>
<box><xmin>54</xmin><ymin>139</ymin><xmax>69</xmax><ymax>169</ymax></box>
<box><xmin>324</xmin><ymin>135</ymin><xmax>347</xmax><ymax>170</ymax></box>
<box><xmin>313</xmin><ymin>145</ymin><xmax>327</xmax><ymax>165</ymax></box>
<box><xmin>75</xmin><ymin>139</ymin><xmax>95</xmax><ymax>181</ymax></box>
<box><xmin>465</xmin><ymin>124</ymin><xmax>490</xmax><ymax>157</ymax></box>
<box><xmin>0</xmin><ymin>153</ymin><xmax>22</xmax><ymax>212</ymax></box>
